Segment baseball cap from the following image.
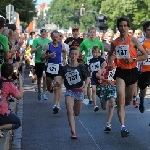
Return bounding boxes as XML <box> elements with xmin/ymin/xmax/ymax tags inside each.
<box><xmin>72</xmin><ymin>27</ymin><xmax>79</xmax><ymax>31</ymax></box>
<box><xmin>40</xmin><ymin>27</ymin><xmax>47</xmax><ymax>32</ymax></box>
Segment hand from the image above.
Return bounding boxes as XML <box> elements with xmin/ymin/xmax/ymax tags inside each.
<box><xmin>39</xmin><ymin>42</ymin><xmax>43</xmax><ymax>47</ymax></box>
<box><xmin>124</xmin><ymin>58</ymin><xmax>133</xmax><ymax>63</ymax></box>
<box><xmin>146</xmin><ymin>49</ymin><xmax>150</xmax><ymax>54</ymax></box>
<box><xmin>63</xmin><ymin>59</ymin><xmax>66</xmax><ymax>65</ymax></box>
<box><xmin>82</xmin><ymin>86</ymin><xmax>87</xmax><ymax>96</ymax></box>
<box><xmin>18</xmin><ymin>74</ymin><xmax>22</xmax><ymax>81</ymax></box>
<box><xmin>105</xmin><ymin>79</ymin><xmax>111</xmax><ymax>84</ymax></box>
<box><xmin>68</xmin><ymin>41</ymin><xmax>72</xmax><ymax>45</ymax></box>
<box><xmin>49</xmin><ymin>52</ymin><xmax>56</xmax><ymax>58</ymax></box>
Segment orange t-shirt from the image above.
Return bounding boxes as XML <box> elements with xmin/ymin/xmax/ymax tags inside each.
<box><xmin>114</xmin><ymin>36</ymin><xmax>137</xmax><ymax>69</ymax></box>
<box><xmin>101</xmin><ymin>62</ymin><xmax>116</xmax><ymax>85</ymax></box>
<box><xmin>141</xmin><ymin>39</ymin><xmax>150</xmax><ymax>72</ymax></box>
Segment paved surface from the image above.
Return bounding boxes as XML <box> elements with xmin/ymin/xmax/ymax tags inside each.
<box><xmin>21</xmin><ymin>69</ymin><xmax>150</xmax><ymax>150</ymax></box>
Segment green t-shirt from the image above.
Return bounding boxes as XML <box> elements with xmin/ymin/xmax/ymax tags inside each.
<box><xmin>0</xmin><ymin>34</ymin><xmax>9</xmax><ymax>68</ymax></box>
<box><xmin>79</xmin><ymin>38</ymin><xmax>104</xmax><ymax>64</ymax></box>
<box><xmin>32</xmin><ymin>37</ymin><xmax>51</xmax><ymax>63</ymax></box>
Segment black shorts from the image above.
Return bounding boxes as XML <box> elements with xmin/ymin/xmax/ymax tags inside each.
<box><xmin>138</xmin><ymin>72</ymin><xmax>150</xmax><ymax>90</ymax></box>
<box><xmin>35</xmin><ymin>63</ymin><xmax>45</xmax><ymax>78</ymax></box>
<box><xmin>113</xmin><ymin>67</ymin><xmax>138</xmax><ymax>86</ymax></box>
<box><xmin>46</xmin><ymin>65</ymin><xmax>63</xmax><ymax>79</ymax></box>
<box><xmin>91</xmin><ymin>72</ymin><xmax>98</xmax><ymax>85</ymax></box>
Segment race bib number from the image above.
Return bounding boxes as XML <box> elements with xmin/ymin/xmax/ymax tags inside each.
<box><xmin>104</xmin><ymin>52</ymin><xmax>108</xmax><ymax>60</ymax></box>
<box><xmin>88</xmin><ymin>48</ymin><xmax>92</xmax><ymax>56</ymax></box>
<box><xmin>143</xmin><ymin>55</ymin><xmax>150</xmax><ymax>65</ymax></box>
<box><xmin>65</xmin><ymin>69</ymin><xmax>81</xmax><ymax>85</ymax></box>
<box><xmin>87</xmin><ymin>56</ymin><xmax>93</xmax><ymax>65</ymax></box>
<box><xmin>108</xmin><ymin>69</ymin><xmax>116</xmax><ymax>81</ymax></box>
<box><xmin>116</xmin><ymin>45</ymin><xmax>130</xmax><ymax>59</ymax></box>
<box><xmin>90</xmin><ymin>61</ymin><xmax>100</xmax><ymax>72</ymax></box>
<box><xmin>46</xmin><ymin>63</ymin><xmax>59</xmax><ymax>74</ymax></box>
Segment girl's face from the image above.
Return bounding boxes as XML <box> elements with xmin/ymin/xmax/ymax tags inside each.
<box><xmin>69</xmin><ymin>50</ymin><xmax>79</xmax><ymax>61</ymax></box>
<box><xmin>92</xmin><ymin>49</ymin><xmax>100</xmax><ymax>58</ymax></box>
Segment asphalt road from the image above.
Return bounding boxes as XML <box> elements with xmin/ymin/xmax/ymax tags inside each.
<box><xmin>21</xmin><ymin>69</ymin><xmax>150</xmax><ymax>150</ymax></box>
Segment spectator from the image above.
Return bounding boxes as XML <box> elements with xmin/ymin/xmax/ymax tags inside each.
<box><xmin>0</xmin><ymin>63</ymin><xmax>23</xmax><ymax>137</ymax></box>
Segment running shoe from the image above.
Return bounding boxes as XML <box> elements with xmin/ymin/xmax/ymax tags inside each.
<box><xmin>139</xmin><ymin>104</ymin><xmax>145</xmax><ymax>113</ymax></box>
<box><xmin>94</xmin><ymin>105</ymin><xmax>99</xmax><ymax>112</ymax></box>
<box><xmin>0</xmin><ymin>130</ymin><xmax>4</xmax><ymax>138</ymax></box>
<box><xmin>38</xmin><ymin>93</ymin><xmax>42</xmax><ymax>101</ymax></box>
<box><xmin>133</xmin><ymin>101</ymin><xmax>139</xmax><ymax>108</ymax></box>
<box><xmin>53</xmin><ymin>105</ymin><xmax>59</xmax><ymax>114</ymax></box>
<box><xmin>121</xmin><ymin>127</ymin><xmax>129</xmax><ymax>138</ymax></box>
<box><xmin>57</xmin><ymin>104</ymin><xmax>61</xmax><ymax>110</ymax></box>
<box><xmin>71</xmin><ymin>131</ymin><xmax>77</xmax><ymax>139</ymax></box>
<box><xmin>104</xmin><ymin>124</ymin><xmax>111</xmax><ymax>131</ymax></box>
<box><xmin>88</xmin><ymin>100</ymin><xmax>93</xmax><ymax>105</ymax></box>
<box><xmin>42</xmin><ymin>93</ymin><xmax>48</xmax><ymax>100</ymax></box>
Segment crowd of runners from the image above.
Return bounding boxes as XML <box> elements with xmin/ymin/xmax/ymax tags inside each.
<box><xmin>0</xmin><ymin>15</ymin><xmax>150</xmax><ymax>140</ymax></box>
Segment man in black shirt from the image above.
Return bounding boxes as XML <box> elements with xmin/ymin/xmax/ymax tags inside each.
<box><xmin>95</xmin><ymin>11</ymin><xmax>107</xmax><ymax>31</ymax></box>
<box><xmin>64</xmin><ymin>27</ymin><xmax>83</xmax><ymax>48</ymax></box>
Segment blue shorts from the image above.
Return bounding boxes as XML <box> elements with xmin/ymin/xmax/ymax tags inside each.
<box><xmin>65</xmin><ymin>90</ymin><xmax>84</xmax><ymax>101</ymax></box>
<box><xmin>96</xmin><ymin>84</ymin><xmax>116</xmax><ymax>104</ymax></box>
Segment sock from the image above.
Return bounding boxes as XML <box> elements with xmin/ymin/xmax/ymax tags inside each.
<box><xmin>121</xmin><ymin>125</ymin><xmax>125</xmax><ymax>130</ymax></box>
<box><xmin>140</xmin><ymin>97</ymin><xmax>144</xmax><ymax>105</ymax></box>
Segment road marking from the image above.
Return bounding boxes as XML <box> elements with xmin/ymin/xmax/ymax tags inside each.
<box><xmin>77</xmin><ymin>117</ymin><xmax>101</xmax><ymax>150</ymax></box>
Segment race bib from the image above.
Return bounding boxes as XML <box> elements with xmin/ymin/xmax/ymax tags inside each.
<box><xmin>90</xmin><ymin>61</ymin><xmax>100</xmax><ymax>72</ymax></box>
<box><xmin>108</xmin><ymin>69</ymin><xmax>116</xmax><ymax>81</ymax></box>
<box><xmin>143</xmin><ymin>55</ymin><xmax>150</xmax><ymax>65</ymax></box>
<box><xmin>88</xmin><ymin>48</ymin><xmax>92</xmax><ymax>56</ymax></box>
<box><xmin>116</xmin><ymin>45</ymin><xmax>130</xmax><ymax>59</ymax></box>
<box><xmin>65</xmin><ymin>69</ymin><xmax>81</xmax><ymax>85</ymax></box>
<box><xmin>87</xmin><ymin>56</ymin><xmax>93</xmax><ymax>65</ymax></box>
<box><xmin>46</xmin><ymin>63</ymin><xmax>59</xmax><ymax>74</ymax></box>
<box><xmin>104</xmin><ymin>52</ymin><xmax>108</xmax><ymax>60</ymax></box>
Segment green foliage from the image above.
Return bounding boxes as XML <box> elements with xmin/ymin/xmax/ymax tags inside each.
<box><xmin>0</xmin><ymin>0</ymin><xmax>36</xmax><ymax>28</ymax></box>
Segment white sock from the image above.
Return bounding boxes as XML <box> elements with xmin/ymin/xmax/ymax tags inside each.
<box><xmin>121</xmin><ymin>125</ymin><xmax>125</xmax><ymax>129</ymax></box>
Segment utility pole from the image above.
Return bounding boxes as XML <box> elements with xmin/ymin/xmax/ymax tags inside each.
<box><xmin>6</xmin><ymin>4</ymin><xmax>14</xmax><ymax>23</ymax></box>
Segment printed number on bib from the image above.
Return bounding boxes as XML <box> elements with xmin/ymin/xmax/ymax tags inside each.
<box><xmin>90</xmin><ymin>61</ymin><xmax>100</xmax><ymax>72</ymax></box>
<box><xmin>87</xmin><ymin>56</ymin><xmax>93</xmax><ymax>65</ymax></box>
<box><xmin>47</xmin><ymin>63</ymin><xmax>59</xmax><ymax>74</ymax></box>
<box><xmin>65</xmin><ymin>70</ymin><xmax>81</xmax><ymax>85</ymax></box>
<box><xmin>116</xmin><ymin>45</ymin><xmax>130</xmax><ymax>59</ymax></box>
<box><xmin>143</xmin><ymin>55</ymin><xmax>150</xmax><ymax>65</ymax></box>
<box><xmin>108</xmin><ymin>69</ymin><xmax>116</xmax><ymax>81</ymax></box>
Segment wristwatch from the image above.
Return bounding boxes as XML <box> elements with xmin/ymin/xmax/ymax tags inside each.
<box><xmin>132</xmin><ymin>58</ymin><xmax>137</xmax><ymax>61</ymax></box>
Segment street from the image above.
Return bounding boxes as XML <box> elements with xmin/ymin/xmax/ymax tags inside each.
<box><xmin>21</xmin><ymin>69</ymin><xmax>150</xmax><ymax>150</ymax></box>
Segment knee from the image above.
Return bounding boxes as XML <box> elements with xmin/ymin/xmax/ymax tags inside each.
<box><xmin>67</xmin><ymin>108</ymin><xmax>74</xmax><ymax>115</ymax></box>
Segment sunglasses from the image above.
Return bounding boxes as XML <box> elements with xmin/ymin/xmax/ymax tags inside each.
<box><xmin>60</xmin><ymin>35</ymin><xmax>63</xmax><ymax>37</ymax></box>
<box><xmin>41</xmin><ymin>30</ymin><xmax>46</xmax><ymax>33</ymax></box>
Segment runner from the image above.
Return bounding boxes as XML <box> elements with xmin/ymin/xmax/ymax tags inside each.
<box><xmin>96</xmin><ymin>55</ymin><xmax>116</xmax><ymax>131</ymax></box>
<box><xmin>31</xmin><ymin>27</ymin><xmax>51</xmax><ymax>101</ymax></box>
<box><xmin>108</xmin><ymin>17</ymin><xmax>147</xmax><ymax>138</ymax></box>
<box><xmin>79</xmin><ymin>27</ymin><xmax>104</xmax><ymax>104</ymax></box>
<box><xmin>138</xmin><ymin>21</ymin><xmax>150</xmax><ymax>113</ymax></box>
<box><xmin>41</xmin><ymin>30</ymin><xmax>66</xmax><ymax>114</ymax></box>
<box><xmin>89</xmin><ymin>46</ymin><xmax>105</xmax><ymax>111</ymax></box>
<box><xmin>60</xmin><ymin>46</ymin><xmax>90</xmax><ymax>139</ymax></box>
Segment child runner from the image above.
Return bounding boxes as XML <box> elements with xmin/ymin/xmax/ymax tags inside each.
<box><xmin>89</xmin><ymin>46</ymin><xmax>105</xmax><ymax>112</ymax></box>
<box><xmin>96</xmin><ymin>56</ymin><xmax>116</xmax><ymax>131</ymax></box>
<box><xmin>56</xmin><ymin>46</ymin><xmax>90</xmax><ymax>139</ymax></box>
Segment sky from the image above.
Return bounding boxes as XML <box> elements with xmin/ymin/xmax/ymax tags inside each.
<box><xmin>36</xmin><ymin>0</ymin><xmax>51</xmax><ymax>5</ymax></box>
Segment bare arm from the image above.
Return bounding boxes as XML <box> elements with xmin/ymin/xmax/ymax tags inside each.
<box><xmin>40</xmin><ymin>45</ymin><xmax>49</xmax><ymax>60</ymax></box>
<box><xmin>4</xmin><ymin>51</ymin><xmax>10</xmax><ymax>62</ymax></box>
<box><xmin>132</xmin><ymin>37</ymin><xmax>148</xmax><ymax>61</ymax></box>
<box><xmin>31</xmin><ymin>45</ymin><xmax>41</xmax><ymax>54</ymax></box>
<box><xmin>108</xmin><ymin>42</ymin><xmax>115</xmax><ymax>66</ymax></box>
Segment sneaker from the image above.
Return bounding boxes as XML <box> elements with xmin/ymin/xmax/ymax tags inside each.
<box><xmin>35</xmin><ymin>87</ymin><xmax>38</xmax><ymax>92</ymax></box>
<box><xmin>139</xmin><ymin>104</ymin><xmax>145</xmax><ymax>113</ymax></box>
<box><xmin>32</xmin><ymin>79</ymin><xmax>36</xmax><ymax>83</ymax></box>
<box><xmin>50</xmin><ymin>88</ymin><xmax>54</xmax><ymax>93</ymax></box>
<box><xmin>57</xmin><ymin>104</ymin><xmax>61</xmax><ymax>110</ymax></box>
<box><xmin>29</xmin><ymin>74</ymin><xmax>32</xmax><ymax>77</ymax></box>
<box><xmin>53</xmin><ymin>105</ymin><xmax>59</xmax><ymax>114</ymax></box>
<box><xmin>94</xmin><ymin>105</ymin><xmax>99</xmax><ymax>112</ymax></box>
<box><xmin>121</xmin><ymin>127</ymin><xmax>129</xmax><ymax>138</ymax></box>
<box><xmin>104</xmin><ymin>124</ymin><xmax>111</xmax><ymax>131</ymax></box>
<box><xmin>0</xmin><ymin>130</ymin><xmax>4</xmax><ymax>138</ymax></box>
<box><xmin>88</xmin><ymin>100</ymin><xmax>93</xmax><ymax>105</ymax></box>
<box><xmin>71</xmin><ymin>131</ymin><xmax>77</xmax><ymax>139</ymax></box>
<box><xmin>38</xmin><ymin>93</ymin><xmax>42</xmax><ymax>101</ymax></box>
<box><xmin>42</xmin><ymin>93</ymin><xmax>48</xmax><ymax>100</ymax></box>
<box><xmin>133</xmin><ymin>101</ymin><xmax>139</xmax><ymax>108</ymax></box>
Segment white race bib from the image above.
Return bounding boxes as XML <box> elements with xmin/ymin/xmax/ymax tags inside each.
<box><xmin>108</xmin><ymin>69</ymin><xmax>116</xmax><ymax>81</ymax></box>
<box><xmin>65</xmin><ymin>69</ymin><xmax>81</xmax><ymax>85</ymax></box>
<box><xmin>87</xmin><ymin>56</ymin><xmax>93</xmax><ymax>65</ymax></box>
<box><xmin>116</xmin><ymin>45</ymin><xmax>130</xmax><ymax>59</ymax></box>
<box><xmin>104</xmin><ymin>52</ymin><xmax>108</xmax><ymax>60</ymax></box>
<box><xmin>143</xmin><ymin>55</ymin><xmax>150</xmax><ymax>65</ymax></box>
<box><xmin>46</xmin><ymin>63</ymin><xmax>59</xmax><ymax>74</ymax></box>
<box><xmin>90</xmin><ymin>61</ymin><xmax>100</xmax><ymax>72</ymax></box>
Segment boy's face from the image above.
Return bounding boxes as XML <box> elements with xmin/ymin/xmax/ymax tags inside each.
<box><xmin>92</xmin><ymin>49</ymin><xmax>100</xmax><ymax>58</ymax></box>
